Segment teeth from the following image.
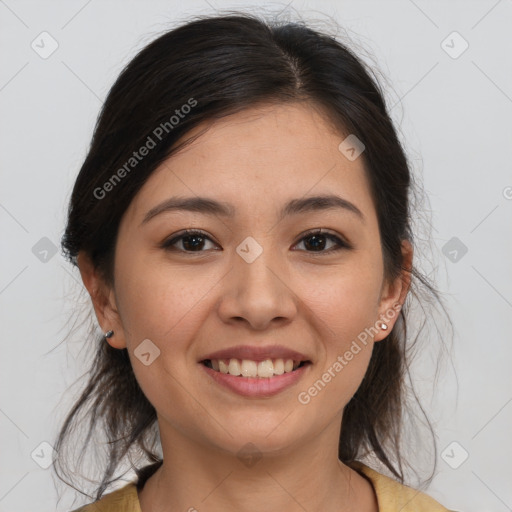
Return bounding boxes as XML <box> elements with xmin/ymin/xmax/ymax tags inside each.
<box><xmin>228</xmin><ymin>358</ymin><xmax>242</xmax><ymax>376</ymax></box>
<box><xmin>257</xmin><ymin>359</ymin><xmax>274</xmax><ymax>378</ymax></box>
<box><xmin>207</xmin><ymin>358</ymin><xmax>305</xmax><ymax>377</ymax></box>
<box><xmin>219</xmin><ymin>360</ymin><xmax>229</xmax><ymax>374</ymax></box>
<box><xmin>273</xmin><ymin>359</ymin><xmax>284</xmax><ymax>375</ymax></box>
<box><xmin>241</xmin><ymin>359</ymin><xmax>257</xmax><ymax>377</ymax></box>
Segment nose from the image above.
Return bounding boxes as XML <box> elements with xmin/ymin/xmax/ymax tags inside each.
<box><xmin>217</xmin><ymin>245</ymin><xmax>298</xmax><ymax>331</ymax></box>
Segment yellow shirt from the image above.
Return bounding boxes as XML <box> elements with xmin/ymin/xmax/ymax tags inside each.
<box><xmin>72</xmin><ymin>461</ymin><xmax>454</xmax><ymax>511</ymax></box>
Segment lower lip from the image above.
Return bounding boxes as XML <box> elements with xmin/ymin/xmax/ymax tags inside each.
<box><xmin>200</xmin><ymin>363</ymin><xmax>311</xmax><ymax>398</ymax></box>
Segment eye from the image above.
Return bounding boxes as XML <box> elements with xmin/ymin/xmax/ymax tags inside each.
<box><xmin>161</xmin><ymin>229</ymin><xmax>218</xmax><ymax>253</ymax></box>
<box><xmin>293</xmin><ymin>229</ymin><xmax>350</xmax><ymax>254</ymax></box>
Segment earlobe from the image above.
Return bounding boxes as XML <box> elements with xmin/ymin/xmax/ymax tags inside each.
<box><xmin>76</xmin><ymin>251</ymin><xmax>127</xmax><ymax>349</ymax></box>
<box><xmin>373</xmin><ymin>317</ymin><xmax>391</xmax><ymax>343</ymax></box>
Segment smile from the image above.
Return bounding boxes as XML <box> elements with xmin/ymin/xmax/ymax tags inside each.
<box><xmin>202</xmin><ymin>358</ymin><xmax>309</xmax><ymax>378</ymax></box>
<box><xmin>200</xmin><ymin>359</ymin><xmax>312</xmax><ymax>398</ymax></box>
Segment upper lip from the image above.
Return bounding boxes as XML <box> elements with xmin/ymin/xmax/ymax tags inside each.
<box><xmin>200</xmin><ymin>344</ymin><xmax>311</xmax><ymax>363</ymax></box>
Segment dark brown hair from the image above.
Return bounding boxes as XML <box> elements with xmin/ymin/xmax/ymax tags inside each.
<box><xmin>55</xmin><ymin>11</ymin><xmax>453</xmax><ymax>501</ymax></box>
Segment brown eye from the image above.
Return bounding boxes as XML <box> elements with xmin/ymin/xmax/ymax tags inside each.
<box><xmin>162</xmin><ymin>230</ymin><xmax>218</xmax><ymax>252</ymax></box>
<box><xmin>293</xmin><ymin>229</ymin><xmax>350</xmax><ymax>253</ymax></box>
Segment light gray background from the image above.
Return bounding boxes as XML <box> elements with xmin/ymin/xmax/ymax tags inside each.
<box><xmin>1</xmin><ymin>1</ymin><xmax>511</xmax><ymax>511</ymax></box>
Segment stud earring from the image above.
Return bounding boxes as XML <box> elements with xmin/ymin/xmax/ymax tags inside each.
<box><xmin>380</xmin><ymin>322</ymin><xmax>388</xmax><ymax>330</ymax></box>
<box><xmin>104</xmin><ymin>330</ymin><xmax>114</xmax><ymax>339</ymax></box>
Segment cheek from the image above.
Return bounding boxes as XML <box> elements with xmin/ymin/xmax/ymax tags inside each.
<box><xmin>114</xmin><ymin>249</ymin><xmax>212</xmax><ymax>344</ymax></box>
<box><xmin>112</xmin><ymin>255</ymin><xmax>213</xmax><ymax>425</ymax></box>
<box><xmin>295</xmin><ymin>265</ymin><xmax>380</xmax><ymax>405</ymax></box>
<box><xmin>302</xmin><ymin>261</ymin><xmax>382</xmax><ymax>340</ymax></box>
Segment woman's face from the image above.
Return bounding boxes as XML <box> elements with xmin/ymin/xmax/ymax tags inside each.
<box><xmin>87</xmin><ymin>102</ymin><xmax>410</xmax><ymax>457</ymax></box>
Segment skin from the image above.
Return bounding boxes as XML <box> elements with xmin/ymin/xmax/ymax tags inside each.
<box><xmin>78</xmin><ymin>101</ymin><xmax>413</xmax><ymax>512</ymax></box>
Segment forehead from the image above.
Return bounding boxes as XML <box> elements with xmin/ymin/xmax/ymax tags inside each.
<box><xmin>124</xmin><ymin>102</ymin><xmax>376</xmax><ymax>226</ymax></box>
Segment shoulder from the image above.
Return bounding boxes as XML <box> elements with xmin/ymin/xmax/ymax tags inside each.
<box><xmin>349</xmin><ymin>461</ymin><xmax>456</xmax><ymax>512</ymax></box>
<box><xmin>70</xmin><ymin>483</ymin><xmax>140</xmax><ymax>512</ymax></box>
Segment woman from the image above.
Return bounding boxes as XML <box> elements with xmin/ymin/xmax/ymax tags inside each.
<box><xmin>56</xmin><ymin>11</ymin><xmax>456</xmax><ymax>511</ymax></box>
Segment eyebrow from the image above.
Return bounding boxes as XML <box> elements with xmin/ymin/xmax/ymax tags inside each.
<box><xmin>141</xmin><ymin>194</ymin><xmax>365</xmax><ymax>226</ymax></box>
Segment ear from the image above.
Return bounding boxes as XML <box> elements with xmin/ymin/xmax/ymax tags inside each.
<box><xmin>76</xmin><ymin>251</ymin><xmax>127</xmax><ymax>349</ymax></box>
<box><xmin>373</xmin><ymin>239</ymin><xmax>413</xmax><ymax>342</ymax></box>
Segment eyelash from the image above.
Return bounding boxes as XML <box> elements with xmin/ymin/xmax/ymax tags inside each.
<box><xmin>161</xmin><ymin>228</ymin><xmax>351</xmax><ymax>255</ymax></box>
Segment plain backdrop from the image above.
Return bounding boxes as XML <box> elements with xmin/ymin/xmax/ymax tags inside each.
<box><xmin>1</xmin><ymin>1</ymin><xmax>511</xmax><ymax>511</ymax></box>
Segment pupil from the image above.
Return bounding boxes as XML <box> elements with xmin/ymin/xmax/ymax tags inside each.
<box><xmin>183</xmin><ymin>235</ymin><xmax>204</xmax><ymax>251</ymax></box>
<box><xmin>306</xmin><ymin>235</ymin><xmax>326</xmax><ymax>251</ymax></box>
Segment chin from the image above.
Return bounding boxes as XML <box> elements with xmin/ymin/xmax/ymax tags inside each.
<box><xmin>206</xmin><ymin>414</ymin><xmax>307</xmax><ymax>459</ymax></box>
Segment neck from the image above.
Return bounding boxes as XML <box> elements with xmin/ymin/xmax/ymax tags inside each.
<box><xmin>137</xmin><ymin>419</ymin><xmax>378</xmax><ymax>512</ymax></box>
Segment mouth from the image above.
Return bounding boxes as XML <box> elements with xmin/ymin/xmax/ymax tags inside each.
<box><xmin>198</xmin><ymin>345</ymin><xmax>312</xmax><ymax>397</ymax></box>
<box><xmin>201</xmin><ymin>358</ymin><xmax>311</xmax><ymax>378</ymax></box>
<box><xmin>200</xmin><ymin>357</ymin><xmax>312</xmax><ymax>398</ymax></box>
